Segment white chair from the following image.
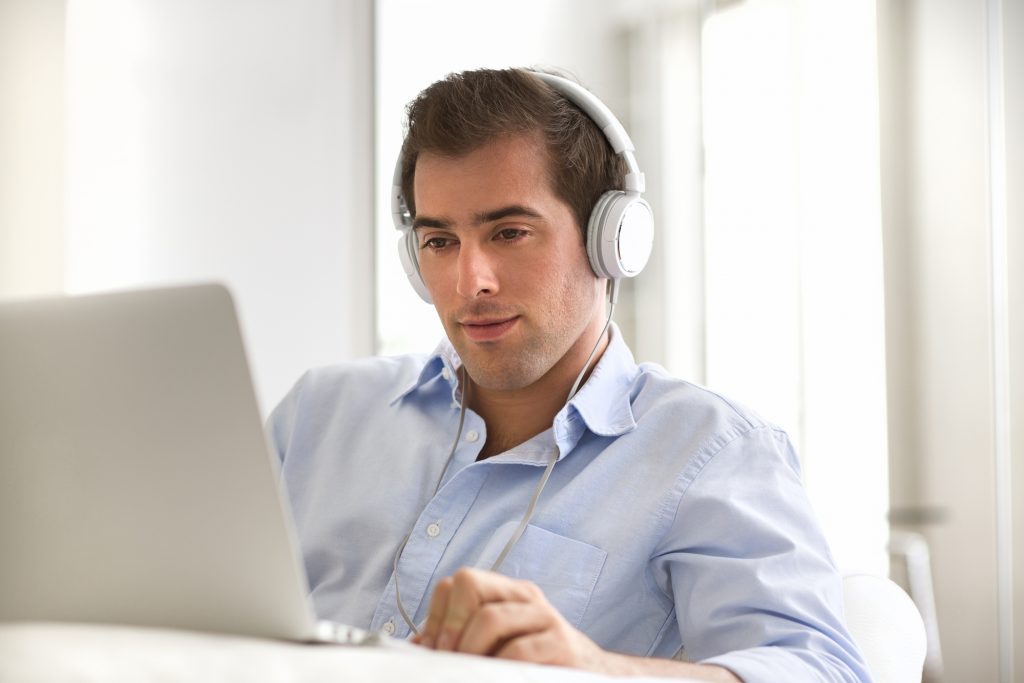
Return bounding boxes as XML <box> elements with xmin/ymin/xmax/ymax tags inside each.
<box><xmin>889</xmin><ymin>531</ymin><xmax>944</xmax><ymax>682</ymax></box>
<box><xmin>843</xmin><ymin>574</ymin><xmax>927</xmax><ymax>683</ymax></box>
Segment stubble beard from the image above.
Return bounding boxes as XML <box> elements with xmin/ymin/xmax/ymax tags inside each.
<box><xmin>443</xmin><ymin>272</ymin><xmax>601</xmax><ymax>393</ymax></box>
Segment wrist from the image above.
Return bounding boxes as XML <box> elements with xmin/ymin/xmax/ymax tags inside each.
<box><xmin>581</xmin><ymin>649</ymin><xmax>643</xmax><ymax>677</ymax></box>
<box><xmin>585</xmin><ymin>651</ymin><xmax>742</xmax><ymax>682</ymax></box>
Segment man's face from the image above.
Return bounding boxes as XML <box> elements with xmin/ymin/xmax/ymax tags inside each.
<box><xmin>412</xmin><ymin>134</ymin><xmax>606</xmax><ymax>393</ymax></box>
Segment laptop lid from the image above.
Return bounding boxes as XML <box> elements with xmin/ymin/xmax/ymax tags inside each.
<box><xmin>0</xmin><ymin>284</ymin><xmax>325</xmax><ymax>641</ymax></box>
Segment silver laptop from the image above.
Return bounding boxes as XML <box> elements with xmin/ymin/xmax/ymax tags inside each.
<box><xmin>0</xmin><ymin>283</ymin><xmax>384</xmax><ymax>646</ymax></box>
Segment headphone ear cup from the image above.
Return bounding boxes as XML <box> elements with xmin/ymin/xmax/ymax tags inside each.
<box><xmin>397</xmin><ymin>230</ymin><xmax>433</xmax><ymax>304</ymax></box>
<box><xmin>586</xmin><ymin>191</ymin><xmax>655</xmax><ymax>280</ymax></box>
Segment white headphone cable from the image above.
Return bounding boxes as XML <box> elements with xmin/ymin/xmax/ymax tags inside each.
<box><xmin>395</xmin><ymin>289</ymin><xmax>617</xmax><ymax>634</ymax></box>
<box><xmin>489</xmin><ymin>291</ymin><xmax>616</xmax><ymax>573</ymax></box>
<box><xmin>394</xmin><ymin>365</ymin><xmax>469</xmax><ymax>633</ymax></box>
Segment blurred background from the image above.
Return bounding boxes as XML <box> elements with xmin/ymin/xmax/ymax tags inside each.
<box><xmin>1</xmin><ymin>0</ymin><xmax>1020</xmax><ymax>681</ymax></box>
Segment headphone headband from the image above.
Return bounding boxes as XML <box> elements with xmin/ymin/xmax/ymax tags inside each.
<box><xmin>529</xmin><ymin>72</ymin><xmax>645</xmax><ymax>194</ymax></box>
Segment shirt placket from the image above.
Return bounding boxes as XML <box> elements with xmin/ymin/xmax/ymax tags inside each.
<box><xmin>370</xmin><ymin>415</ymin><xmax>488</xmax><ymax>638</ymax></box>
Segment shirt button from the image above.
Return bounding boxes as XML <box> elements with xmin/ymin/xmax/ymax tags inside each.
<box><xmin>465</xmin><ymin>430</ymin><xmax>479</xmax><ymax>442</ymax></box>
<box><xmin>442</xmin><ymin>367</ymin><xmax>451</xmax><ymax>380</ymax></box>
<box><xmin>426</xmin><ymin>522</ymin><xmax>441</xmax><ymax>538</ymax></box>
<box><xmin>382</xmin><ymin>619</ymin><xmax>395</xmax><ymax>635</ymax></box>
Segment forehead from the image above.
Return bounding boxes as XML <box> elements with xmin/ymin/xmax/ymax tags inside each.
<box><xmin>413</xmin><ymin>134</ymin><xmax>557</xmax><ymax>209</ymax></box>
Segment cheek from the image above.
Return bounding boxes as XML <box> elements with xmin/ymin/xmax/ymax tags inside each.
<box><xmin>546</xmin><ymin>263</ymin><xmax>602</xmax><ymax>316</ymax></box>
<box><xmin>539</xmin><ymin>241</ymin><xmax>593</xmax><ymax>281</ymax></box>
<box><xmin>418</xmin><ymin>259</ymin><xmax>453</xmax><ymax>297</ymax></box>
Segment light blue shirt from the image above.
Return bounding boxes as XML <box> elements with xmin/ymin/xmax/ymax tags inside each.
<box><xmin>267</xmin><ymin>325</ymin><xmax>871</xmax><ymax>683</ymax></box>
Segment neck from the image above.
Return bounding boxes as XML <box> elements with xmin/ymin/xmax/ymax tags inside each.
<box><xmin>468</xmin><ymin>314</ymin><xmax>611</xmax><ymax>460</ymax></box>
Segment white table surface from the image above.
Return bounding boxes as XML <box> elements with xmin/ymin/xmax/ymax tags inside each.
<box><xmin>0</xmin><ymin>622</ymin><xmax>691</xmax><ymax>683</ymax></box>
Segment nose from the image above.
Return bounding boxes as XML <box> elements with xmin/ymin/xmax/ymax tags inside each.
<box><xmin>455</xmin><ymin>243</ymin><xmax>499</xmax><ymax>299</ymax></box>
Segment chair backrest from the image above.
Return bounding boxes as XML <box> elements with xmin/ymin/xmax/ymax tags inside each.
<box><xmin>843</xmin><ymin>574</ymin><xmax>927</xmax><ymax>683</ymax></box>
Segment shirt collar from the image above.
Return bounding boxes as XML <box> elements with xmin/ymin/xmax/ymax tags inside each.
<box><xmin>553</xmin><ymin>322</ymin><xmax>638</xmax><ymax>455</ymax></box>
<box><xmin>389</xmin><ymin>338</ymin><xmax>462</xmax><ymax>406</ymax></box>
<box><xmin>499</xmin><ymin>324</ymin><xmax>641</xmax><ymax>466</ymax></box>
<box><xmin>389</xmin><ymin>323</ymin><xmax>639</xmax><ymax>453</ymax></box>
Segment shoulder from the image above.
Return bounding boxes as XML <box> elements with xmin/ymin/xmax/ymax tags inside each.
<box><xmin>631</xmin><ymin>362</ymin><xmax>773</xmax><ymax>433</ymax></box>
<box><xmin>291</xmin><ymin>353</ymin><xmax>429</xmax><ymax>400</ymax></box>
<box><xmin>266</xmin><ymin>353</ymin><xmax>431</xmax><ymax>451</ymax></box>
<box><xmin>623</xmin><ymin>362</ymin><xmax>799</xmax><ymax>477</ymax></box>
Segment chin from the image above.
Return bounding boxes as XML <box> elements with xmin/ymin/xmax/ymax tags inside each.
<box><xmin>462</xmin><ymin>360</ymin><xmax>545</xmax><ymax>393</ymax></box>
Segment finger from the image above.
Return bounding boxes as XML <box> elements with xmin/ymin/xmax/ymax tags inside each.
<box><xmin>432</xmin><ymin>569</ymin><xmax>540</xmax><ymax>651</ymax></box>
<box><xmin>495</xmin><ymin>629</ymin><xmax>563</xmax><ymax>665</ymax></box>
<box><xmin>456</xmin><ymin>601</ymin><xmax>553</xmax><ymax>656</ymax></box>
<box><xmin>418</xmin><ymin>575</ymin><xmax>453</xmax><ymax>648</ymax></box>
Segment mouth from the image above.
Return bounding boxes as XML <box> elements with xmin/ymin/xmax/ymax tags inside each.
<box><xmin>459</xmin><ymin>316</ymin><xmax>519</xmax><ymax>342</ymax></box>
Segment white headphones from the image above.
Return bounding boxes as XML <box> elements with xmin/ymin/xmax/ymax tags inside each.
<box><xmin>391</xmin><ymin>70</ymin><xmax>654</xmax><ymax>304</ymax></box>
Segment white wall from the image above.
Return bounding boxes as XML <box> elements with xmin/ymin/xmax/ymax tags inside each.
<box><xmin>62</xmin><ymin>0</ymin><xmax>375</xmax><ymax>413</ymax></box>
<box><xmin>0</xmin><ymin>0</ymin><xmax>65</xmax><ymax>299</ymax></box>
<box><xmin>1008</xmin><ymin>1</ymin><xmax>1024</xmax><ymax>677</ymax></box>
<box><xmin>623</xmin><ymin>3</ymin><xmax>706</xmax><ymax>384</ymax></box>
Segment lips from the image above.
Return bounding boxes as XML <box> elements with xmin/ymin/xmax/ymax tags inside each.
<box><xmin>460</xmin><ymin>316</ymin><xmax>519</xmax><ymax>342</ymax></box>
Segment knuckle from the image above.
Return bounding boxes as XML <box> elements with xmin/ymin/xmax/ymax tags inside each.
<box><xmin>452</xmin><ymin>567</ymin><xmax>477</xmax><ymax>586</ymax></box>
<box><xmin>500</xmin><ymin>638</ymin><xmax>527</xmax><ymax>660</ymax></box>
<box><xmin>519</xmin><ymin>579</ymin><xmax>544</xmax><ymax>600</ymax></box>
<box><xmin>501</xmin><ymin>637</ymin><xmax>538</xmax><ymax>662</ymax></box>
<box><xmin>475</xmin><ymin>602</ymin><xmax>504</xmax><ymax>630</ymax></box>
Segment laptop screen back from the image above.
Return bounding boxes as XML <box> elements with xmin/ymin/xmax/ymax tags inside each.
<box><xmin>0</xmin><ymin>284</ymin><xmax>318</xmax><ymax>640</ymax></box>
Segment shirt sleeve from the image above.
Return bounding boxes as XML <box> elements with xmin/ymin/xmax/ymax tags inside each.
<box><xmin>651</xmin><ymin>425</ymin><xmax>874</xmax><ymax>683</ymax></box>
<box><xmin>264</xmin><ymin>370</ymin><xmax>310</xmax><ymax>465</ymax></box>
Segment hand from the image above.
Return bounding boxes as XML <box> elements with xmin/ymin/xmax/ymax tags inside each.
<box><xmin>411</xmin><ymin>567</ymin><xmax>610</xmax><ymax>670</ymax></box>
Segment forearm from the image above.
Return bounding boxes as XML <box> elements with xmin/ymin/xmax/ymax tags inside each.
<box><xmin>594</xmin><ymin>652</ymin><xmax>741</xmax><ymax>682</ymax></box>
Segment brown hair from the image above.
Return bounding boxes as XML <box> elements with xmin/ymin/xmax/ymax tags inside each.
<box><xmin>399</xmin><ymin>68</ymin><xmax>626</xmax><ymax>238</ymax></box>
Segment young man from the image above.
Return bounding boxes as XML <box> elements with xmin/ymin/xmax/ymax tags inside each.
<box><xmin>268</xmin><ymin>68</ymin><xmax>871</xmax><ymax>683</ymax></box>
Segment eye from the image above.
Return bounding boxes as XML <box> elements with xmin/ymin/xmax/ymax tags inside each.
<box><xmin>420</xmin><ymin>235</ymin><xmax>455</xmax><ymax>251</ymax></box>
<box><xmin>495</xmin><ymin>227</ymin><xmax>528</xmax><ymax>242</ymax></box>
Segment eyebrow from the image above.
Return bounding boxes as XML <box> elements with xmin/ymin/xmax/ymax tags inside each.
<box><xmin>412</xmin><ymin>204</ymin><xmax>544</xmax><ymax>231</ymax></box>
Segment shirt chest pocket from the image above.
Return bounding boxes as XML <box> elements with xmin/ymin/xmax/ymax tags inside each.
<box><xmin>476</xmin><ymin>522</ymin><xmax>607</xmax><ymax>627</ymax></box>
